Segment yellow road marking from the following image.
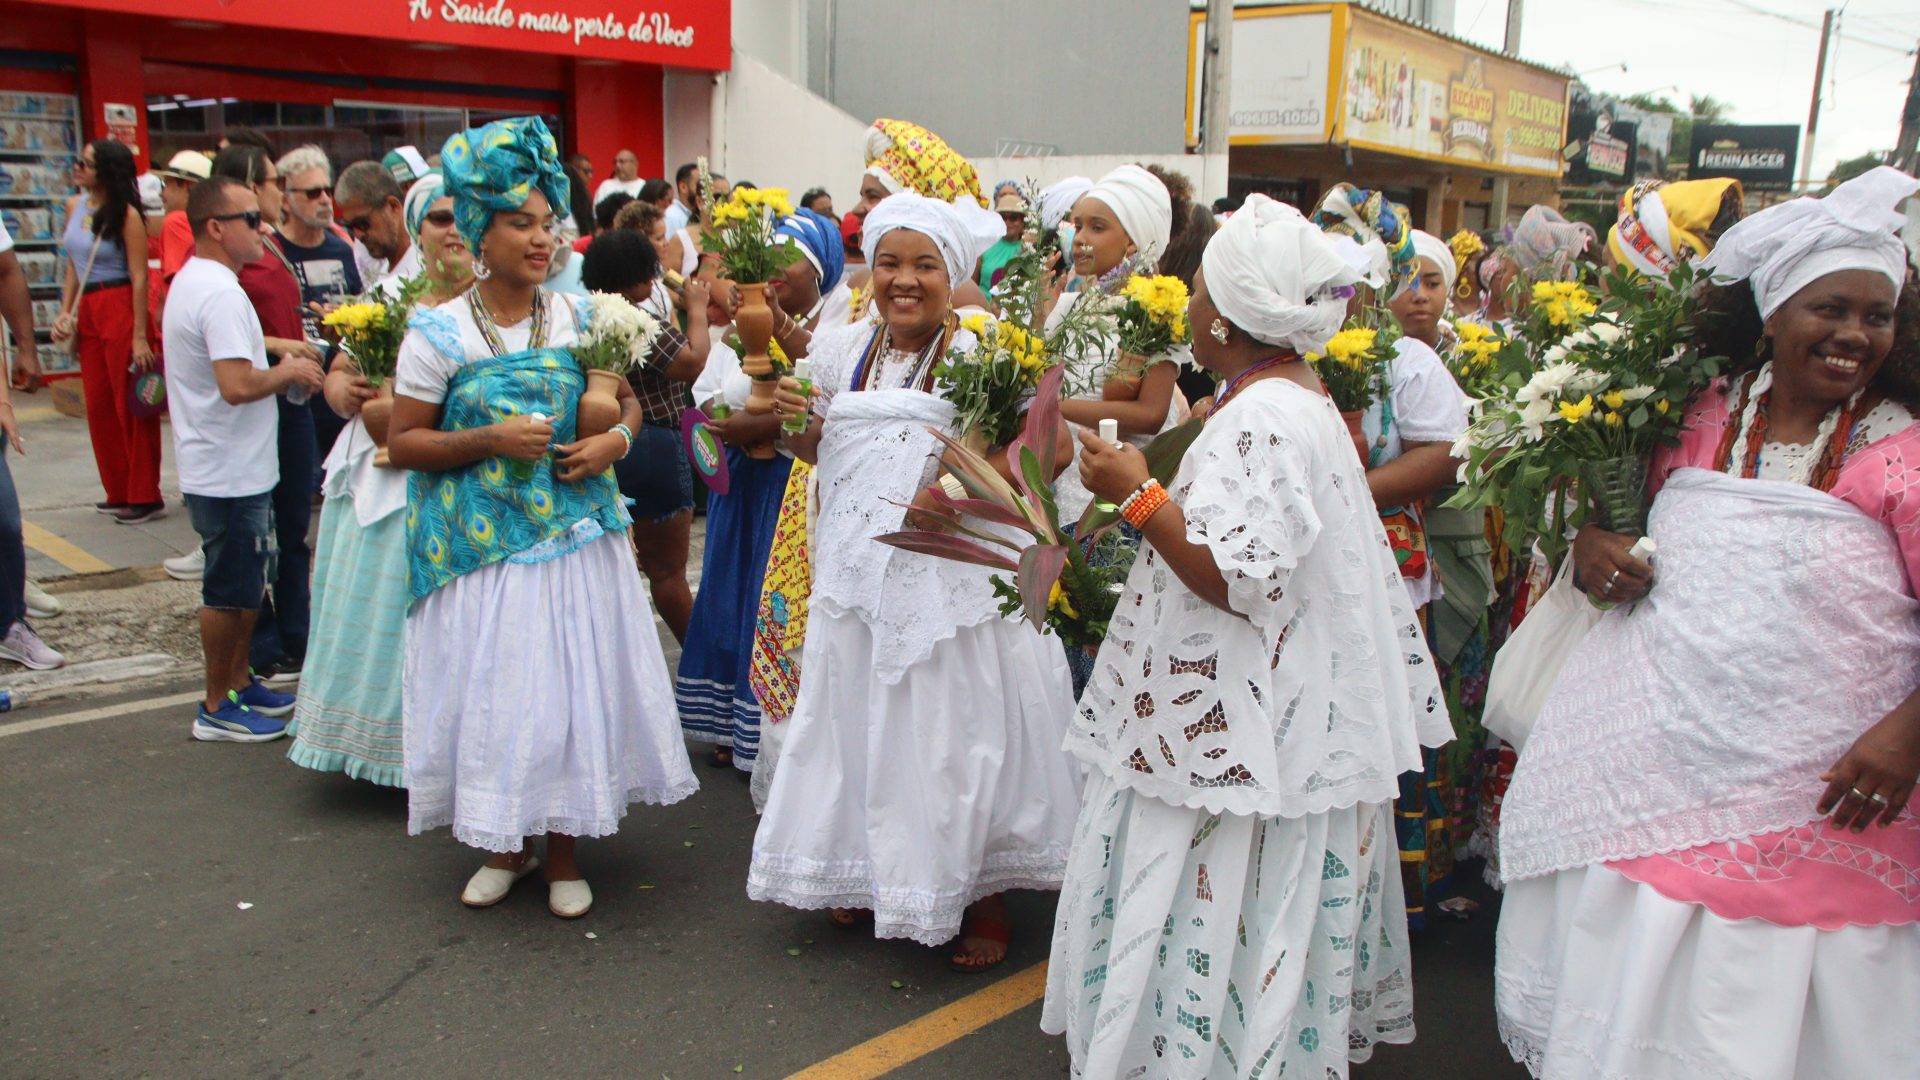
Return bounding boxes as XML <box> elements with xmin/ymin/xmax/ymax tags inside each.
<box><xmin>22</xmin><ymin>521</ymin><xmax>113</xmax><ymax>574</ymax></box>
<box><xmin>788</xmin><ymin>962</ymin><xmax>1049</xmax><ymax>1079</ymax></box>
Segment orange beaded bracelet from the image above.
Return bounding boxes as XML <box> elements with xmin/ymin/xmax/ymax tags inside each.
<box><xmin>1120</xmin><ymin>480</ymin><xmax>1169</xmax><ymax>529</ymax></box>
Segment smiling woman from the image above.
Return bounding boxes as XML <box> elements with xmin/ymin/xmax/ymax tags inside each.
<box><xmin>1498</xmin><ymin>166</ymin><xmax>1920</xmax><ymax>1080</ymax></box>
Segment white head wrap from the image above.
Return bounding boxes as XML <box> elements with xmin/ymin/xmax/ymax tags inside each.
<box><xmin>1081</xmin><ymin>165</ymin><xmax>1173</xmax><ymax>262</ymax></box>
<box><xmin>403</xmin><ymin>171</ymin><xmax>447</xmax><ymax>241</ymax></box>
<box><xmin>862</xmin><ymin>192</ymin><xmax>1004</xmax><ymax>283</ymax></box>
<box><xmin>1698</xmin><ymin>165</ymin><xmax>1916</xmax><ymax>318</ymax></box>
<box><xmin>1411</xmin><ymin>229</ymin><xmax>1456</xmax><ymax>296</ymax></box>
<box><xmin>864</xmin><ymin>165</ymin><xmax>903</xmax><ymax>195</ymax></box>
<box><xmin>1614</xmin><ymin>186</ymin><xmax>1675</xmax><ymax>276</ymax></box>
<box><xmin>1038</xmin><ymin>176</ymin><xmax>1092</xmax><ymax>231</ymax></box>
<box><xmin>1201</xmin><ymin>193</ymin><xmax>1362</xmax><ymax>355</ymax></box>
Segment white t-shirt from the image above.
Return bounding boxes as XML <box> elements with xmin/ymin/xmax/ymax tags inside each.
<box><xmin>591</xmin><ymin>177</ymin><xmax>645</xmax><ymax>210</ymax></box>
<box><xmin>1360</xmin><ymin>336</ymin><xmax>1470</xmax><ymax>608</ymax></box>
<box><xmin>162</xmin><ymin>257</ymin><xmax>278</xmax><ymax>497</ymax></box>
<box><xmin>0</xmin><ymin>217</ymin><xmax>12</xmax><ymax>253</ymax></box>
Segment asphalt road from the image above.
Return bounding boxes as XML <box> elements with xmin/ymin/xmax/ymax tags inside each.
<box><xmin>2</xmin><ymin>682</ymin><xmax>1527</xmax><ymax>1079</ymax></box>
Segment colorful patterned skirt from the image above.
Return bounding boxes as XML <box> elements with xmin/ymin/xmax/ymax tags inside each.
<box><xmin>675</xmin><ymin>449</ymin><xmax>792</xmax><ymax>769</ymax></box>
<box><xmin>747</xmin><ymin>460</ymin><xmax>812</xmax><ymax>810</ymax></box>
<box><xmin>286</xmin><ymin>496</ymin><xmax>408</xmax><ymax>786</ymax></box>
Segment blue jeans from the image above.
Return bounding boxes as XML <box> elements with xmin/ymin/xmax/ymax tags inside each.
<box><xmin>184</xmin><ymin>491</ymin><xmax>272</xmax><ymax>610</ymax></box>
<box><xmin>0</xmin><ymin>446</ymin><xmax>24</xmax><ymax>634</ymax></box>
<box><xmin>250</xmin><ymin>396</ymin><xmax>313</xmax><ymax>667</ymax></box>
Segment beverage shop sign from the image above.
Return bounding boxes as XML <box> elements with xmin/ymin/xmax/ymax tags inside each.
<box><xmin>1339</xmin><ymin>8</ymin><xmax>1569</xmax><ymax>177</ymax></box>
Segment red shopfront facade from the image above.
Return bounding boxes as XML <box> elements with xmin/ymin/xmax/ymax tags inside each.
<box><xmin>0</xmin><ymin>0</ymin><xmax>729</xmax><ymax>179</ymax></box>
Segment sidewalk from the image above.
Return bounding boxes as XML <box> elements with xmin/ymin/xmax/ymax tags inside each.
<box><xmin>13</xmin><ymin>398</ymin><xmax>199</xmax><ymax>581</ymax></box>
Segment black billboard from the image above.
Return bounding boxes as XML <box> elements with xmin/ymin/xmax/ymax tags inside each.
<box><xmin>1690</xmin><ymin>124</ymin><xmax>1799</xmax><ymax>189</ymax></box>
<box><xmin>1565</xmin><ymin>106</ymin><xmax>1639</xmax><ymax>186</ymax></box>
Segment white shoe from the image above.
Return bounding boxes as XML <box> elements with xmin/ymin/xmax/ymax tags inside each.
<box><xmin>0</xmin><ymin>621</ymin><xmax>64</xmax><ymax>670</ymax></box>
<box><xmin>548</xmin><ymin>878</ymin><xmax>593</xmax><ymax>919</ymax></box>
<box><xmin>459</xmin><ymin>855</ymin><xmax>541</xmax><ymax>908</ymax></box>
<box><xmin>163</xmin><ymin>547</ymin><xmax>205</xmax><ymax>581</ymax></box>
<box><xmin>23</xmin><ymin>580</ymin><xmax>61</xmax><ymax>619</ymax></box>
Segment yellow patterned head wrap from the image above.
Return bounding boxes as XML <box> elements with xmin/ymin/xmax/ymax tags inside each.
<box><xmin>1607</xmin><ymin>177</ymin><xmax>1745</xmax><ymax>276</ymax></box>
<box><xmin>863</xmin><ymin>119</ymin><xmax>984</xmax><ymax>207</ymax></box>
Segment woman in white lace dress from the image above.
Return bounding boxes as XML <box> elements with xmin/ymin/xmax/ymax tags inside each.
<box><xmin>1495</xmin><ymin>166</ymin><xmax>1920</xmax><ymax>1079</ymax></box>
<box><xmin>1041</xmin><ymin>194</ymin><xmax>1453</xmax><ymax>1077</ymax></box>
<box><xmin>749</xmin><ymin>192</ymin><xmax>1081</xmax><ymax>971</ymax></box>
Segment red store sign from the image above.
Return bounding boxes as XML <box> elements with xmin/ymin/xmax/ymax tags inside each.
<box><xmin>13</xmin><ymin>0</ymin><xmax>730</xmax><ymax>70</ymax></box>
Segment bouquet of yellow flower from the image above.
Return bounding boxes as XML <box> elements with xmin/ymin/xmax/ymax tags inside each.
<box><xmin>1447</xmin><ymin>264</ymin><xmax>1723</xmax><ymax>559</ymax></box>
<box><xmin>1307</xmin><ymin>320</ymin><xmax>1397</xmax><ymax>413</ymax></box>
<box><xmin>1445</xmin><ymin>318</ymin><xmax>1528</xmax><ymax>403</ymax></box>
<box><xmin>320</xmin><ymin>274</ymin><xmax>426</xmax><ymax>385</ymax></box>
<box><xmin>1520</xmin><ymin>278</ymin><xmax>1598</xmax><ymax>358</ymax></box>
<box><xmin>1112</xmin><ymin>273</ymin><xmax>1190</xmax><ymax>375</ymax></box>
<box><xmin>935</xmin><ymin>313</ymin><xmax>1052</xmax><ymax>448</ymax></box>
<box><xmin>701</xmin><ymin>186</ymin><xmax>801</xmax><ymax>283</ymax></box>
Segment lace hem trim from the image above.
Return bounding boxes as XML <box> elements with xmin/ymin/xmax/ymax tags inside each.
<box><xmin>746</xmin><ymin>848</ymin><xmax>1070</xmax><ymax>947</ymax></box>
<box><xmin>808</xmin><ymin>595</ymin><xmax>1007</xmax><ymax>686</ymax></box>
<box><xmin>1501</xmin><ymin>792</ymin><xmax>1825</xmax><ymax>883</ymax></box>
<box><xmin>408</xmin><ymin>777</ymin><xmax>700</xmax><ymax>853</ymax></box>
<box><xmin>285</xmin><ymin>739</ymin><xmax>406</xmax><ymax>788</ymax></box>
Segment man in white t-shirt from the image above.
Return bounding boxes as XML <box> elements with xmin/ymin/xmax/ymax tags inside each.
<box><xmin>591</xmin><ymin>148</ymin><xmax>644</xmax><ymax>209</ymax></box>
<box><xmin>163</xmin><ymin>176</ymin><xmax>325</xmax><ymax>743</ymax></box>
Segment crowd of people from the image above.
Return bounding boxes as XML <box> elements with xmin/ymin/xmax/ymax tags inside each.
<box><xmin>2</xmin><ymin>107</ymin><xmax>1916</xmax><ymax>1079</ymax></box>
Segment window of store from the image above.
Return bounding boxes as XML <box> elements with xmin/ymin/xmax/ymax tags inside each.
<box><xmin>146</xmin><ymin>96</ymin><xmax>563</xmax><ymax>170</ymax></box>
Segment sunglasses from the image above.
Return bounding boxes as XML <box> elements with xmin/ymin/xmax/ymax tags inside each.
<box><xmin>422</xmin><ymin>209</ymin><xmax>455</xmax><ymax>227</ymax></box>
<box><xmin>73</xmin><ymin>159</ymin><xmax>94</xmax><ymax>171</ymax></box>
<box><xmin>289</xmin><ymin>184</ymin><xmax>333</xmax><ymax>199</ymax></box>
<box><xmin>212</xmin><ymin>210</ymin><xmax>264</xmax><ymax>230</ymax></box>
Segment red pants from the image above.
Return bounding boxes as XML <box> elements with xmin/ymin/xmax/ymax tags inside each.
<box><xmin>76</xmin><ymin>285</ymin><xmax>163</xmax><ymax>506</ymax></box>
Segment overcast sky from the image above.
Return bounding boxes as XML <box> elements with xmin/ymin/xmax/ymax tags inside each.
<box><xmin>1450</xmin><ymin>0</ymin><xmax>1918</xmax><ymax>181</ymax></box>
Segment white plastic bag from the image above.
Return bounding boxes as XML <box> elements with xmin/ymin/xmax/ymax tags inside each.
<box><xmin>1483</xmin><ymin>558</ymin><xmax>1602</xmax><ymax>750</ymax></box>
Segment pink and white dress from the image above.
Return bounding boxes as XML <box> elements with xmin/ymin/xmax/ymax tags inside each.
<box><xmin>1495</xmin><ymin>381</ymin><xmax>1920</xmax><ymax>1079</ymax></box>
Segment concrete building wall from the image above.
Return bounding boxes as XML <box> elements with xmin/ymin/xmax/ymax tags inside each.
<box><xmin>819</xmin><ymin>0</ymin><xmax>1191</xmax><ymax>157</ymax></box>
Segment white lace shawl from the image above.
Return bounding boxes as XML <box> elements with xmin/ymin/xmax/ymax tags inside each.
<box><xmin>807</xmin><ymin>321</ymin><xmax>1012</xmax><ymax>684</ymax></box>
<box><xmin>1498</xmin><ymin>468</ymin><xmax>1920</xmax><ymax>881</ymax></box>
<box><xmin>1065</xmin><ymin>379</ymin><xmax>1451</xmax><ymax>818</ymax></box>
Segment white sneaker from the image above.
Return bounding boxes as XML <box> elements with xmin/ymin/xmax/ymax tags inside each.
<box><xmin>0</xmin><ymin>621</ymin><xmax>64</xmax><ymax>670</ymax></box>
<box><xmin>460</xmin><ymin>855</ymin><xmax>541</xmax><ymax>908</ymax></box>
<box><xmin>23</xmin><ymin>580</ymin><xmax>61</xmax><ymax>619</ymax></box>
<box><xmin>548</xmin><ymin>878</ymin><xmax>593</xmax><ymax>919</ymax></box>
<box><xmin>163</xmin><ymin>547</ymin><xmax>205</xmax><ymax>581</ymax></box>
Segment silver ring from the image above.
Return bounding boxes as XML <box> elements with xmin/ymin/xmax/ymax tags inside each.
<box><xmin>1605</xmin><ymin>569</ymin><xmax>1621</xmax><ymax>591</ymax></box>
<box><xmin>1850</xmin><ymin>786</ymin><xmax>1872</xmax><ymax>802</ymax></box>
<box><xmin>1869</xmin><ymin>791</ymin><xmax>1891</xmax><ymax>807</ymax></box>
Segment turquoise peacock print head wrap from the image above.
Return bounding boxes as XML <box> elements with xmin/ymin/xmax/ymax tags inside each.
<box><xmin>439</xmin><ymin>116</ymin><xmax>571</xmax><ymax>251</ymax></box>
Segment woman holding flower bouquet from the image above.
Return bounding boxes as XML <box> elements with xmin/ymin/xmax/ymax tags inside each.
<box><xmin>285</xmin><ymin>171</ymin><xmax>473</xmax><ymax>785</ymax></box>
<box><xmin>1495</xmin><ymin>166</ymin><xmax>1920</xmax><ymax>1078</ymax></box>
<box><xmin>1315</xmin><ymin>188</ymin><xmax>1472</xmax><ymax>925</ymax></box>
<box><xmin>1041</xmin><ymin>194</ymin><xmax>1452</xmax><ymax>1076</ymax></box>
<box><xmin>1044</xmin><ymin>165</ymin><xmax>1188</xmax><ymax>692</ymax></box>
<box><xmin>749</xmin><ymin>192</ymin><xmax>1080</xmax><ymax>971</ymax></box>
<box><xmin>386</xmin><ymin>117</ymin><xmax>696</xmax><ymax>919</ymax></box>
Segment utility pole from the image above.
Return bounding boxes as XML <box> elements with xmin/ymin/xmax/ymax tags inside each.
<box><xmin>1894</xmin><ymin>42</ymin><xmax>1920</xmax><ymax>173</ymax></box>
<box><xmin>1491</xmin><ymin>0</ymin><xmax>1524</xmax><ymax>228</ymax></box>
<box><xmin>1799</xmin><ymin>8</ymin><xmax>1834</xmax><ymax>190</ymax></box>
<box><xmin>1199</xmin><ymin>0</ymin><xmax>1234</xmax><ymax>204</ymax></box>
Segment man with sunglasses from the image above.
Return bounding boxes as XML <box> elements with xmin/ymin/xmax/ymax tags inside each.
<box><xmin>334</xmin><ymin>161</ymin><xmax>417</xmax><ymax>287</ymax></box>
<box><xmin>164</xmin><ymin>177</ymin><xmax>324</xmax><ymax>742</ymax></box>
<box><xmin>272</xmin><ymin>146</ymin><xmax>361</xmax><ymax>471</ymax></box>
<box><xmin>273</xmin><ymin>145</ymin><xmax>361</xmax><ymax>341</ymax></box>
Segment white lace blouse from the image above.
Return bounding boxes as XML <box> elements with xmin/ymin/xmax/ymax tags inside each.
<box><xmin>1066</xmin><ymin>378</ymin><xmax>1453</xmax><ymax>818</ymax></box>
